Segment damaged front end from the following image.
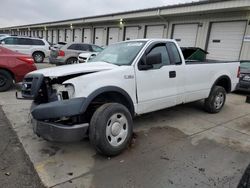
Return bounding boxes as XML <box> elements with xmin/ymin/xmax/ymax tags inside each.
<box><xmin>19</xmin><ymin>73</ymin><xmax>89</xmax><ymax>142</ymax></box>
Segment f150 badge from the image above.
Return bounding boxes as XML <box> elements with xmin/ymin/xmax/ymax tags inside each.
<box><xmin>124</xmin><ymin>75</ymin><xmax>134</xmax><ymax>79</ymax></box>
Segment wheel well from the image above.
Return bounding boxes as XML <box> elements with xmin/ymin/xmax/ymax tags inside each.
<box><xmin>0</xmin><ymin>68</ymin><xmax>14</xmax><ymax>80</ymax></box>
<box><xmin>214</xmin><ymin>76</ymin><xmax>231</xmax><ymax>93</ymax></box>
<box><xmin>85</xmin><ymin>91</ymin><xmax>134</xmax><ymax>121</ymax></box>
<box><xmin>32</xmin><ymin>51</ymin><xmax>45</xmax><ymax>57</ymax></box>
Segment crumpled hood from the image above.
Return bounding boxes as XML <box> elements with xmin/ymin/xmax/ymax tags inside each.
<box><xmin>28</xmin><ymin>62</ymin><xmax>118</xmax><ymax>77</ymax></box>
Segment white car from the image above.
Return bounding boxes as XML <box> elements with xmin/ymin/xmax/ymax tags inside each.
<box><xmin>78</xmin><ymin>52</ymin><xmax>98</xmax><ymax>63</ymax></box>
<box><xmin>0</xmin><ymin>36</ymin><xmax>50</xmax><ymax>63</ymax></box>
<box><xmin>20</xmin><ymin>39</ymin><xmax>240</xmax><ymax>156</ymax></box>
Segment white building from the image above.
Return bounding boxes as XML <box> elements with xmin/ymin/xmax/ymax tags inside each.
<box><xmin>1</xmin><ymin>0</ymin><xmax>250</xmax><ymax>61</ymax></box>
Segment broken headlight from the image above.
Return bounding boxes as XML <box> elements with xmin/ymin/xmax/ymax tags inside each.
<box><xmin>53</xmin><ymin>84</ymin><xmax>75</xmax><ymax>100</ymax></box>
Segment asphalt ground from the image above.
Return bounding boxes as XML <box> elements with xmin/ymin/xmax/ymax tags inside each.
<box><xmin>0</xmin><ymin>62</ymin><xmax>250</xmax><ymax>187</ymax></box>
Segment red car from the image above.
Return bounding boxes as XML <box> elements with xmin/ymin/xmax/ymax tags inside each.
<box><xmin>0</xmin><ymin>46</ymin><xmax>37</xmax><ymax>92</ymax></box>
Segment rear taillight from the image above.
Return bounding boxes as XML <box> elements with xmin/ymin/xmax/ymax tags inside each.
<box><xmin>17</xmin><ymin>57</ymin><xmax>34</xmax><ymax>65</ymax></box>
<box><xmin>58</xmin><ymin>50</ymin><xmax>65</xmax><ymax>56</ymax></box>
<box><xmin>237</xmin><ymin>66</ymin><xmax>240</xmax><ymax>78</ymax></box>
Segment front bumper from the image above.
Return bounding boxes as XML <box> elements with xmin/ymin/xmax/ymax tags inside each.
<box><xmin>31</xmin><ymin>97</ymin><xmax>89</xmax><ymax>142</ymax></box>
<box><xmin>33</xmin><ymin>119</ymin><xmax>89</xmax><ymax>142</ymax></box>
<box><xmin>31</xmin><ymin>97</ymin><xmax>86</xmax><ymax>120</ymax></box>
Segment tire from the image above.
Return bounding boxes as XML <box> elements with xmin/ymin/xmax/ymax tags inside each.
<box><xmin>89</xmin><ymin>103</ymin><xmax>133</xmax><ymax>156</ymax></box>
<box><xmin>204</xmin><ymin>86</ymin><xmax>226</xmax><ymax>113</ymax></box>
<box><xmin>32</xmin><ymin>52</ymin><xmax>45</xmax><ymax>63</ymax></box>
<box><xmin>66</xmin><ymin>57</ymin><xmax>77</xmax><ymax>64</ymax></box>
<box><xmin>238</xmin><ymin>164</ymin><xmax>250</xmax><ymax>188</ymax></box>
<box><xmin>0</xmin><ymin>70</ymin><xmax>13</xmax><ymax>92</ymax></box>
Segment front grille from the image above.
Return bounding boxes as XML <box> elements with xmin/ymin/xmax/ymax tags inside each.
<box><xmin>21</xmin><ymin>74</ymin><xmax>44</xmax><ymax>99</ymax></box>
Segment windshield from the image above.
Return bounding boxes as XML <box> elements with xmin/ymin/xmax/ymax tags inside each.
<box><xmin>240</xmin><ymin>61</ymin><xmax>250</xmax><ymax>69</ymax></box>
<box><xmin>89</xmin><ymin>41</ymin><xmax>146</xmax><ymax>65</ymax></box>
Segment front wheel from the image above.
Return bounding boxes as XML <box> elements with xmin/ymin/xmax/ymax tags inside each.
<box><xmin>89</xmin><ymin>103</ymin><xmax>133</xmax><ymax>156</ymax></box>
<box><xmin>204</xmin><ymin>86</ymin><xmax>226</xmax><ymax>113</ymax></box>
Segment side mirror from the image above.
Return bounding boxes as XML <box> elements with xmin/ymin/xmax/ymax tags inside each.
<box><xmin>146</xmin><ymin>52</ymin><xmax>162</xmax><ymax>65</ymax></box>
<box><xmin>138</xmin><ymin>52</ymin><xmax>162</xmax><ymax>70</ymax></box>
<box><xmin>1</xmin><ymin>41</ymin><xmax>5</xmax><ymax>45</ymax></box>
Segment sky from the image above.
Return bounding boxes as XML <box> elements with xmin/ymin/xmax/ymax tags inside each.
<box><xmin>0</xmin><ymin>0</ymin><xmax>198</xmax><ymax>28</ymax></box>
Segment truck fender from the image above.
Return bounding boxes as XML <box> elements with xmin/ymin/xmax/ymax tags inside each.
<box><xmin>80</xmin><ymin>86</ymin><xmax>135</xmax><ymax>115</ymax></box>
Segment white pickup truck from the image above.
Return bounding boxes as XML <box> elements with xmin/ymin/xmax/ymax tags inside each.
<box><xmin>20</xmin><ymin>39</ymin><xmax>240</xmax><ymax>156</ymax></box>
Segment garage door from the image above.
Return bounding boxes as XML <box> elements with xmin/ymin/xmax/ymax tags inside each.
<box><xmin>52</xmin><ymin>30</ymin><xmax>58</xmax><ymax>44</ymax></box>
<box><xmin>172</xmin><ymin>24</ymin><xmax>199</xmax><ymax>47</ymax></box>
<box><xmin>94</xmin><ymin>28</ymin><xmax>105</xmax><ymax>46</ymax></box>
<box><xmin>65</xmin><ymin>29</ymin><xmax>73</xmax><ymax>43</ymax></box>
<box><xmin>206</xmin><ymin>21</ymin><xmax>246</xmax><ymax>61</ymax></box>
<box><xmin>42</xmin><ymin>30</ymin><xmax>46</xmax><ymax>39</ymax></box>
<box><xmin>83</xmin><ymin>28</ymin><xmax>91</xmax><ymax>43</ymax></box>
<box><xmin>145</xmin><ymin>25</ymin><xmax>165</xmax><ymax>38</ymax></box>
<box><xmin>124</xmin><ymin>27</ymin><xmax>139</xmax><ymax>40</ymax></box>
<box><xmin>108</xmin><ymin>27</ymin><xmax>120</xmax><ymax>45</ymax></box>
<box><xmin>74</xmin><ymin>28</ymin><xmax>82</xmax><ymax>42</ymax></box>
<box><xmin>59</xmin><ymin>29</ymin><xmax>65</xmax><ymax>42</ymax></box>
<box><xmin>47</xmin><ymin>30</ymin><xmax>53</xmax><ymax>43</ymax></box>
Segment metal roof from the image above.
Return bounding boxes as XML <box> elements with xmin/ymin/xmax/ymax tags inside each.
<box><xmin>1</xmin><ymin>0</ymin><xmax>250</xmax><ymax>30</ymax></box>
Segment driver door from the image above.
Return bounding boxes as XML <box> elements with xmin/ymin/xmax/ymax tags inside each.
<box><xmin>135</xmin><ymin>42</ymin><xmax>180</xmax><ymax>114</ymax></box>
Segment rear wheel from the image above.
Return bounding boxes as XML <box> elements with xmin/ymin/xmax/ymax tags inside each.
<box><xmin>33</xmin><ymin>52</ymin><xmax>45</xmax><ymax>63</ymax></box>
<box><xmin>66</xmin><ymin>57</ymin><xmax>77</xmax><ymax>64</ymax></box>
<box><xmin>204</xmin><ymin>86</ymin><xmax>226</xmax><ymax>113</ymax></box>
<box><xmin>89</xmin><ymin>103</ymin><xmax>133</xmax><ymax>156</ymax></box>
<box><xmin>0</xmin><ymin>70</ymin><xmax>13</xmax><ymax>92</ymax></box>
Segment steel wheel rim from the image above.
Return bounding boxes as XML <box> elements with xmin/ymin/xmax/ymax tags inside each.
<box><xmin>214</xmin><ymin>92</ymin><xmax>224</xmax><ymax>109</ymax></box>
<box><xmin>106</xmin><ymin>113</ymin><xmax>128</xmax><ymax>147</ymax></box>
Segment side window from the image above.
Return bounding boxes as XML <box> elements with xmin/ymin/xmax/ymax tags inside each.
<box><xmin>147</xmin><ymin>45</ymin><xmax>171</xmax><ymax>69</ymax></box>
<box><xmin>3</xmin><ymin>37</ymin><xmax>18</xmax><ymax>45</ymax></box>
<box><xmin>78</xmin><ymin>44</ymin><xmax>90</xmax><ymax>51</ymax></box>
<box><xmin>91</xmin><ymin>45</ymin><xmax>103</xmax><ymax>52</ymax></box>
<box><xmin>32</xmin><ymin>39</ymin><xmax>45</xmax><ymax>45</ymax></box>
<box><xmin>18</xmin><ymin>38</ymin><xmax>33</xmax><ymax>45</ymax></box>
<box><xmin>166</xmin><ymin>42</ymin><xmax>182</xmax><ymax>64</ymax></box>
<box><xmin>67</xmin><ymin>44</ymin><xmax>78</xmax><ymax>50</ymax></box>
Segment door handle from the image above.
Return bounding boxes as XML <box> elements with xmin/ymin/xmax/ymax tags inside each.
<box><xmin>169</xmin><ymin>71</ymin><xmax>176</xmax><ymax>78</ymax></box>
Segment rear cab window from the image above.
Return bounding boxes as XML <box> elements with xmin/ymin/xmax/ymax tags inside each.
<box><xmin>166</xmin><ymin>42</ymin><xmax>182</xmax><ymax>65</ymax></box>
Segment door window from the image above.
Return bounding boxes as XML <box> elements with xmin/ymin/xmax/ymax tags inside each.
<box><xmin>147</xmin><ymin>45</ymin><xmax>171</xmax><ymax>69</ymax></box>
<box><xmin>78</xmin><ymin>44</ymin><xmax>90</xmax><ymax>51</ymax></box>
<box><xmin>3</xmin><ymin>37</ymin><xmax>18</xmax><ymax>45</ymax></box>
<box><xmin>18</xmin><ymin>38</ymin><xmax>33</xmax><ymax>45</ymax></box>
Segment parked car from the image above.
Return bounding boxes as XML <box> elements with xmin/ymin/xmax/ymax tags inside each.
<box><xmin>20</xmin><ymin>39</ymin><xmax>240</xmax><ymax>156</ymax></box>
<box><xmin>236</xmin><ymin>61</ymin><xmax>250</xmax><ymax>92</ymax></box>
<box><xmin>49</xmin><ymin>42</ymin><xmax>103</xmax><ymax>65</ymax></box>
<box><xmin>0</xmin><ymin>36</ymin><xmax>50</xmax><ymax>63</ymax></box>
<box><xmin>0</xmin><ymin>34</ymin><xmax>10</xmax><ymax>40</ymax></box>
<box><xmin>52</xmin><ymin>42</ymin><xmax>67</xmax><ymax>49</ymax></box>
<box><xmin>78</xmin><ymin>52</ymin><xmax>98</xmax><ymax>63</ymax></box>
<box><xmin>0</xmin><ymin>46</ymin><xmax>36</xmax><ymax>92</ymax></box>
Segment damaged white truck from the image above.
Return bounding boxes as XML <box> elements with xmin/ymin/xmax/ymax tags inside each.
<box><xmin>19</xmin><ymin>39</ymin><xmax>240</xmax><ymax>156</ymax></box>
